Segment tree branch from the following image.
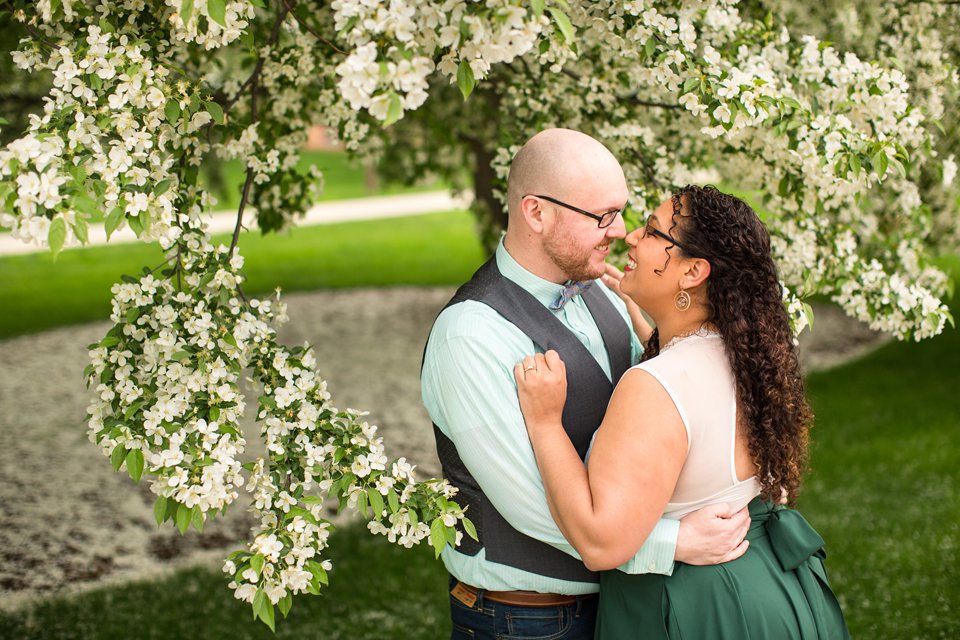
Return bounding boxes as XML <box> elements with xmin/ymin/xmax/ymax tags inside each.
<box><xmin>280</xmin><ymin>0</ymin><xmax>348</xmax><ymax>55</ymax></box>
<box><xmin>0</xmin><ymin>3</ymin><xmax>59</xmax><ymax>49</ymax></box>
<box><xmin>223</xmin><ymin>2</ymin><xmax>292</xmax><ymax>113</ymax></box>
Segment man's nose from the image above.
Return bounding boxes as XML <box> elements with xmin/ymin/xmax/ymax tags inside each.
<box><xmin>605</xmin><ymin>215</ymin><xmax>627</xmax><ymax>239</ymax></box>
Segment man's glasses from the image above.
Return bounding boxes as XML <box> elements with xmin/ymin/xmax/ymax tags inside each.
<box><xmin>528</xmin><ymin>194</ymin><xmax>623</xmax><ymax>228</ymax></box>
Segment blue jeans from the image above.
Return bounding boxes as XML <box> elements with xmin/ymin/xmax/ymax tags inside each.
<box><xmin>448</xmin><ymin>578</ymin><xmax>598</xmax><ymax>639</ymax></box>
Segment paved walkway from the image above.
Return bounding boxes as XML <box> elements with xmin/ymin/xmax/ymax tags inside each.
<box><xmin>0</xmin><ymin>190</ymin><xmax>472</xmax><ymax>256</ymax></box>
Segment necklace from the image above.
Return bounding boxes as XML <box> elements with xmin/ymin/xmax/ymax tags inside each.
<box><xmin>660</xmin><ymin>326</ymin><xmax>720</xmax><ymax>352</ymax></box>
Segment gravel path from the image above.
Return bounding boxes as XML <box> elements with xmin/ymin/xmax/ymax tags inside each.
<box><xmin>0</xmin><ymin>288</ymin><xmax>887</xmax><ymax>609</ymax></box>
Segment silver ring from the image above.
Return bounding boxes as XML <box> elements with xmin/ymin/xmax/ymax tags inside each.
<box><xmin>523</xmin><ymin>365</ymin><xmax>537</xmax><ymax>372</ymax></box>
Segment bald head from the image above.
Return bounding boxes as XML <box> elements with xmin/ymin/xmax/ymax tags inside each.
<box><xmin>506</xmin><ymin>128</ymin><xmax>626</xmax><ymax>221</ymax></box>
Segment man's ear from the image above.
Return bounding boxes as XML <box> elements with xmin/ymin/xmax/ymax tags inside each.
<box><xmin>680</xmin><ymin>258</ymin><xmax>711</xmax><ymax>290</ymax></box>
<box><xmin>520</xmin><ymin>195</ymin><xmax>546</xmax><ymax>233</ymax></box>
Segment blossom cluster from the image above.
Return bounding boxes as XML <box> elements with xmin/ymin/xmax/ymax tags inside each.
<box><xmin>364</xmin><ymin>0</ymin><xmax>957</xmax><ymax>339</ymax></box>
<box><xmin>0</xmin><ymin>11</ymin><xmax>218</xmax><ymax>252</ymax></box>
<box><xmin>332</xmin><ymin>0</ymin><xmax>560</xmax><ymax>123</ymax></box>
<box><xmin>219</xmin><ymin>308</ymin><xmax>472</xmax><ymax>627</ymax></box>
<box><xmin>83</xmin><ymin>222</ymin><xmax>472</xmax><ymax>627</ymax></box>
<box><xmin>85</xmin><ymin>236</ymin><xmax>271</xmax><ymax>519</ymax></box>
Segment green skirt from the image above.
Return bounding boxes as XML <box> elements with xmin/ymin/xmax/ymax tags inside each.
<box><xmin>596</xmin><ymin>498</ymin><xmax>850</xmax><ymax>639</ymax></box>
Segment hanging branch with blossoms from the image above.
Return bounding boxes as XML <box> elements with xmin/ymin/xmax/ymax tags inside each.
<box><xmin>360</xmin><ymin>0</ymin><xmax>959</xmax><ymax>340</ymax></box>
<box><xmin>0</xmin><ymin>0</ymin><xmax>957</xmax><ymax>629</ymax></box>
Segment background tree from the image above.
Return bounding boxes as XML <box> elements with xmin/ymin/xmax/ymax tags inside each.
<box><xmin>0</xmin><ymin>0</ymin><xmax>956</xmax><ymax>628</ymax></box>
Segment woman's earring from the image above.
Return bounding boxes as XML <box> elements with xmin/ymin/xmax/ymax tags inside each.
<box><xmin>675</xmin><ymin>289</ymin><xmax>691</xmax><ymax>311</ymax></box>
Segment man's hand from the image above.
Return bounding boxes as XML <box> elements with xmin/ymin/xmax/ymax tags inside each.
<box><xmin>675</xmin><ymin>503</ymin><xmax>750</xmax><ymax>565</ymax></box>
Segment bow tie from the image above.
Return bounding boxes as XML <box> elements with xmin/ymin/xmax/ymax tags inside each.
<box><xmin>549</xmin><ymin>281</ymin><xmax>593</xmax><ymax>311</ymax></box>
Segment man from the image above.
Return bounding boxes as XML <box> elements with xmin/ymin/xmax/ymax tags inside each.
<box><xmin>421</xmin><ymin>129</ymin><xmax>749</xmax><ymax>639</ymax></box>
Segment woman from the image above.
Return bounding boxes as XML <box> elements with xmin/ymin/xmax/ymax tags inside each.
<box><xmin>515</xmin><ymin>185</ymin><xmax>849</xmax><ymax>638</ymax></box>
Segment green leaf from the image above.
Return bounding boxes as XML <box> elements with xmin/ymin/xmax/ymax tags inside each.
<box><xmin>48</xmin><ymin>217</ymin><xmax>67</xmax><ymax>258</ymax></box>
<box><xmin>888</xmin><ymin>156</ymin><xmax>906</xmax><ymax>179</ymax></box>
<box><xmin>872</xmin><ymin>151</ymin><xmax>889</xmax><ymax>179</ymax></box>
<box><xmin>257</xmin><ymin>599</ymin><xmax>275</xmax><ymax>632</ymax></box>
<box><xmin>682</xmin><ymin>76</ymin><xmax>699</xmax><ymax>94</ymax></box>
<box><xmin>154</xmin><ymin>496</ymin><xmax>168</xmax><ymax>526</ymax></box>
<box><xmin>456</xmin><ymin>59</ymin><xmax>475</xmax><ymax>100</ymax></box>
<box><xmin>357</xmin><ymin>490</ymin><xmax>369</xmax><ymax>517</ymax></box>
<box><xmin>181</xmin><ymin>0</ymin><xmax>194</xmax><ymax>23</ymax></box>
<box><xmin>126</xmin><ymin>307</ymin><xmax>141</xmax><ymax>323</ymax></box>
<box><xmin>430</xmin><ymin>517</ymin><xmax>447</xmax><ymax>558</ymax></box>
<box><xmin>644</xmin><ymin>36</ymin><xmax>657</xmax><ymax>59</ymax></box>
<box><xmin>547</xmin><ymin>7</ymin><xmax>575</xmax><ymax>44</ymax></box>
<box><xmin>110</xmin><ymin>443</ymin><xmax>127</xmax><ymax>471</ymax></box>
<box><xmin>205</xmin><ymin>101</ymin><xmax>225</xmax><ymax>125</ymax></box>
<box><xmin>308</xmin><ymin>559</ymin><xmax>329</xmax><ymax>586</ymax></box>
<box><xmin>253</xmin><ymin>588</ymin><xmax>267</xmax><ymax>621</ymax></box>
<box><xmin>165</xmin><ymin>495</ymin><xmax>179</xmax><ymax>521</ymax></box>
<box><xmin>530</xmin><ymin>0</ymin><xmax>545</xmax><ymax>17</ymax></box>
<box><xmin>127</xmin><ymin>212</ymin><xmax>144</xmax><ymax>236</ymax></box>
<box><xmin>387</xmin><ymin>487</ymin><xmax>400</xmax><ymax>513</ymax></box>
<box><xmin>165</xmin><ymin>100</ymin><xmax>181</xmax><ymax>123</ymax></box>
<box><xmin>124</xmin><ymin>401</ymin><xmax>143</xmax><ymax>420</ymax></box>
<box><xmin>780</xmin><ymin>96</ymin><xmax>801</xmax><ymax>110</ymax></box>
<box><xmin>368</xmin><ymin>489</ymin><xmax>384</xmax><ymax>518</ymax></box>
<box><xmin>250</xmin><ymin>553</ymin><xmax>265</xmax><ymax>576</ymax></box>
<box><xmin>849</xmin><ymin>153</ymin><xmax>861</xmax><ymax>178</ymax></box>
<box><xmin>223</xmin><ymin>333</ymin><xmax>238</xmax><ymax>347</ymax></box>
<box><xmin>278</xmin><ymin>593</ymin><xmax>293</xmax><ymax>618</ymax></box>
<box><xmin>191</xmin><ymin>506</ymin><xmax>205</xmax><ymax>533</ymax></box>
<box><xmin>778</xmin><ymin>175</ymin><xmax>790</xmax><ymax>198</ymax></box>
<box><xmin>383</xmin><ymin>93</ymin><xmax>403</xmax><ymax>127</ymax></box>
<box><xmin>209</xmin><ymin>406</ymin><xmax>221</xmax><ymax>422</ymax></box>
<box><xmin>175</xmin><ymin>503</ymin><xmax>191</xmax><ymax>534</ymax></box>
<box><xmin>462</xmin><ymin>516</ymin><xmax>478</xmax><ymax>542</ymax></box>
<box><xmin>126</xmin><ymin>449</ymin><xmax>144</xmax><ymax>482</ymax></box>
<box><xmin>104</xmin><ymin>207</ymin><xmax>124</xmax><ymax>240</ymax></box>
<box><xmin>73</xmin><ymin>218</ymin><xmax>89</xmax><ymax>244</ymax></box>
<box><xmin>154</xmin><ymin>179</ymin><xmax>172</xmax><ymax>196</ymax></box>
<box><xmin>171</xmin><ymin>350</ymin><xmax>191</xmax><ymax>361</ymax></box>
<box><xmin>207</xmin><ymin>0</ymin><xmax>227</xmax><ymax>27</ymax></box>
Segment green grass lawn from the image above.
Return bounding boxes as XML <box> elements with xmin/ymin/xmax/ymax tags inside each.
<box><xmin>0</xmin><ymin>209</ymin><xmax>485</xmax><ymax>338</ymax></box>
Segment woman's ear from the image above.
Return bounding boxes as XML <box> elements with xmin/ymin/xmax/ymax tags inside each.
<box><xmin>680</xmin><ymin>257</ymin><xmax>711</xmax><ymax>289</ymax></box>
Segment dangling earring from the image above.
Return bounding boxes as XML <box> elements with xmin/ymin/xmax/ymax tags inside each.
<box><xmin>675</xmin><ymin>288</ymin><xmax>691</xmax><ymax>311</ymax></box>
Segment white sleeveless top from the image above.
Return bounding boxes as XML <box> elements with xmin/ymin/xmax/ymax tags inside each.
<box><xmin>634</xmin><ymin>331</ymin><xmax>760</xmax><ymax>520</ymax></box>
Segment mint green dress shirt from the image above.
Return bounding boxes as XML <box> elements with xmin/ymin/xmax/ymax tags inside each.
<box><xmin>421</xmin><ymin>240</ymin><xmax>679</xmax><ymax>595</ymax></box>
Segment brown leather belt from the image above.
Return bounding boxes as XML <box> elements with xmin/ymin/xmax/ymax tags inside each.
<box><xmin>453</xmin><ymin>581</ymin><xmax>597</xmax><ymax>608</ymax></box>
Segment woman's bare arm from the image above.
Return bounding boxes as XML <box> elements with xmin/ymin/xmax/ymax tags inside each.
<box><xmin>516</xmin><ymin>351</ymin><xmax>687</xmax><ymax>570</ymax></box>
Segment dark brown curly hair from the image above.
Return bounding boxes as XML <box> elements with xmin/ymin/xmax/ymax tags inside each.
<box><xmin>641</xmin><ymin>185</ymin><xmax>812</xmax><ymax>503</ymax></box>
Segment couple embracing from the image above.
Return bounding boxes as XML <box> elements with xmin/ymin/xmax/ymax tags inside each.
<box><xmin>421</xmin><ymin>128</ymin><xmax>850</xmax><ymax>639</ymax></box>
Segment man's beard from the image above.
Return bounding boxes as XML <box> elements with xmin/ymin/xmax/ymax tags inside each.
<box><xmin>542</xmin><ymin>223</ymin><xmax>606</xmax><ymax>282</ymax></box>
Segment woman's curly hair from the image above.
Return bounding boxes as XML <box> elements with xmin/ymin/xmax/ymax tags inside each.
<box><xmin>642</xmin><ymin>185</ymin><xmax>811</xmax><ymax>503</ymax></box>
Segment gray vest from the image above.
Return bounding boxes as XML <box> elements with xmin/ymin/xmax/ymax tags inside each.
<box><xmin>431</xmin><ymin>258</ymin><xmax>632</xmax><ymax>583</ymax></box>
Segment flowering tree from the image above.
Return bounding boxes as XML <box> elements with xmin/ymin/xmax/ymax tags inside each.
<box><xmin>0</xmin><ymin>0</ymin><xmax>956</xmax><ymax>628</ymax></box>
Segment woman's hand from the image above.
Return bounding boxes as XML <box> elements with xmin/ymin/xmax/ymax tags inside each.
<box><xmin>601</xmin><ymin>263</ymin><xmax>653</xmax><ymax>345</ymax></box>
<box><xmin>514</xmin><ymin>350</ymin><xmax>567</xmax><ymax>434</ymax></box>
